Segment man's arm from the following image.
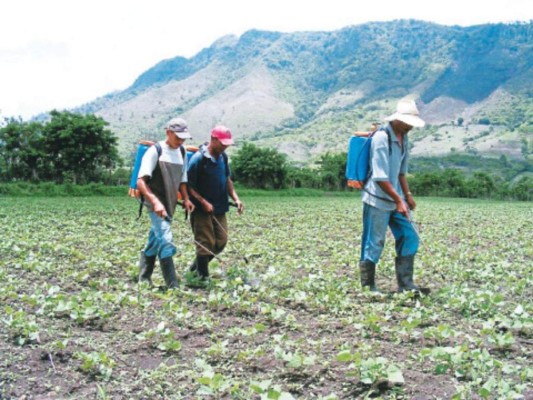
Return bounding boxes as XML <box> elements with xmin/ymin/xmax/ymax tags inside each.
<box><xmin>188</xmin><ymin>185</ymin><xmax>214</xmax><ymax>213</ymax></box>
<box><xmin>137</xmin><ymin>176</ymin><xmax>167</xmax><ymax>218</ymax></box>
<box><xmin>399</xmin><ymin>174</ymin><xmax>416</xmax><ymax>211</ymax></box>
<box><xmin>227</xmin><ymin>177</ymin><xmax>244</xmax><ymax>214</ymax></box>
<box><xmin>187</xmin><ymin>155</ymin><xmax>213</xmax><ymax>213</ymax></box>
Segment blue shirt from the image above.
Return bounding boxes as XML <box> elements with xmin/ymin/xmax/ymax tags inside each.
<box><xmin>362</xmin><ymin>123</ymin><xmax>408</xmax><ymax>211</ymax></box>
<box><xmin>187</xmin><ymin>146</ymin><xmax>230</xmax><ymax>214</ymax></box>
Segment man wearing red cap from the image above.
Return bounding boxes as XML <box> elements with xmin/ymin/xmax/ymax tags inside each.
<box><xmin>187</xmin><ymin>126</ymin><xmax>244</xmax><ymax>283</ymax></box>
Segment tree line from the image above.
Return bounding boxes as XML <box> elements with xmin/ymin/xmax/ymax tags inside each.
<box><xmin>1</xmin><ymin>112</ymin><xmax>531</xmax><ymax>201</ymax></box>
<box><xmin>231</xmin><ymin>143</ymin><xmax>532</xmax><ymax>201</ymax></box>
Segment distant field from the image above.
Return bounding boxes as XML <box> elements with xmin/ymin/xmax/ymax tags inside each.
<box><xmin>0</xmin><ymin>196</ymin><xmax>531</xmax><ymax>399</ymax></box>
<box><xmin>410</xmin><ymin>124</ymin><xmax>525</xmax><ymax>159</ymax></box>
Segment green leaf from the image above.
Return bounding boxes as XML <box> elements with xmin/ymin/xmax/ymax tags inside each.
<box><xmin>435</xmin><ymin>364</ymin><xmax>449</xmax><ymax>374</ymax></box>
<box><xmin>387</xmin><ymin>367</ymin><xmax>404</xmax><ymax>384</ymax></box>
<box><xmin>336</xmin><ymin>351</ymin><xmax>353</xmax><ymax>362</ymax></box>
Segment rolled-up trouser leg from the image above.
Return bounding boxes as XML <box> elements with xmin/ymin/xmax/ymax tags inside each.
<box><xmin>146</xmin><ymin>212</ymin><xmax>177</xmax><ymax>260</ymax></box>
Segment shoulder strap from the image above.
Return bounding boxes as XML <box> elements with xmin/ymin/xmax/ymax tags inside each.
<box><xmin>179</xmin><ymin>145</ymin><xmax>185</xmax><ymax>160</ymax></box>
<box><xmin>155</xmin><ymin>142</ymin><xmax>162</xmax><ymax>157</ymax></box>
<box><xmin>361</xmin><ymin>126</ymin><xmax>394</xmax><ymax>201</ymax></box>
<box><xmin>137</xmin><ymin>142</ymin><xmax>163</xmax><ymax>220</ymax></box>
<box><xmin>222</xmin><ymin>152</ymin><xmax>229</xmax><ymax>177</ymax></box>
<box><xmin>380</xmin><ymin>125</ymin><xmax>393</xmax><ymax>155</ymax></box>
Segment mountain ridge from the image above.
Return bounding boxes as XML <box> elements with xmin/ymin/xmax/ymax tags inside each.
<box><xmin>75</xmin><ymin>19</ymin><xmax>532</xmax><ymax>165</ymax></box>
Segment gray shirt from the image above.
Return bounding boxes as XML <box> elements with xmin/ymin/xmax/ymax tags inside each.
<box><xmin>362</xmin><ymin>123</ymin><xmax>408</xmax><ymax>211</ymax></box>
<box><xmin>138</xmin><ymin>141</ymin><xmax>188</xmax><ymax>218</ymax></box>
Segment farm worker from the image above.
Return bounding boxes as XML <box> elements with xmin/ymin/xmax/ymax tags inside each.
<box><xmin>136</xmin><ymin>117</ymin><xmax>195</xmax><ymax>289</ymax></box>
<box><xmin>359</xmin><ymin>99</ymin><xmax>425</xmax><ymax>293</ymax></box>
<box><xmin>187</xmin><ymin>126</ymin><xmax>244</xmax><ymax>282</ymax></box>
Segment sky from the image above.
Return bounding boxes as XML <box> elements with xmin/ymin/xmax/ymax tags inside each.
<box><xmin>1</xmin><ymin>0</ymin><xmax>531</xmax><ymax>120</ymax></box>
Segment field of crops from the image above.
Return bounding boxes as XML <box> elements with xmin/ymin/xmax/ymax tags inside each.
<box><xmin>0</xmin><ymin>195</ymin><xmax>531</xmax><ymax>399</ymax></box>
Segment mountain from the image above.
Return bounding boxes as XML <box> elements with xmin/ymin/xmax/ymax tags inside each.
<box><xmin>76</xmin><ymin>20</ymin><xmax>533</xmax><ymax>166</ymax></box>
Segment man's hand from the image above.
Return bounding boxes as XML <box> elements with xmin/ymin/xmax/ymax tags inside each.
<box><xmin>182</xmin><ymin>199</ymin><xmax>195</xmax><ymax>214</ymax></box>
<box><xmin>396</xmin><ymin>200</ymin><xmax>411</xmax><ymax>221</ymax></box>
<box><xmin>202</xmin><ymin>200</ymin><xmax>214</xmax><ymax>214</ymax></box>
<box><xmin>154</xmin><ymin>200</ymin><xmax>168</xmax><ymax>219</ymax></box>
<box><xmin>406</xmin><ymin>194</ymin><xmax>416</xmax><ymax>211</ymax></box>
<box><xmin>234</xmin><ymin>200</ymin><xmax>244</xmax><ymax>215</ymax></box>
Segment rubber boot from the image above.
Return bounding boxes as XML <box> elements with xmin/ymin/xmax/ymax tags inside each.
<box><xmin>189</xmin><ymin>255</ymin><xmax>213</xmax><ymax>273</ymax></box>
<box><xmin>138</xmin><ymin>251</ymin><xmax>156</xmax><ymax>285</ymax></box>
<box><xmin>359</xmin><ymin>260</ymin><xmax>379</xmax><ymax>292</ymax></box>
<box><xmin>196</xmin><ymin>255</ymin><xmax>210</xmax><ymax>279</ymax></box>
<box><xmin>395</xmin><ymin>255</ymin><xmax>420</xmax><ymax>292</ymax></box>
<box><xmin>159</xmin><ymin>257</ymin><xmax>179</xmax><ymax>289</ymax></box>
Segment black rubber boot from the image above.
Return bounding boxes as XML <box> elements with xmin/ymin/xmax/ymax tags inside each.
<box><xmin>159</xmin><ymin>257</ymin><xmax>179</xmax><ymax>289</ymax></box>
<box><xmin>196</xmin><ymin>255</ymin><xmax>210</xmax><ymax>279</ymax></box>
<box><xmin>359</xmin><ymin>260</ymin><xmax>379</xmax><ymax>292</ymax></box>
<box><xmin>138</xmin><ymin>251</ymin><xmax>156</xmax><ymax>285</ymax></box>
<box><xmin>395</xmin><ymin>255</ymin><xmax>420</xmax><ymax>292</ymax></box>
<box><xmin>189</xmin><ymin>255</ymin><xmax>214</xmax><ymax>273</ymax></box>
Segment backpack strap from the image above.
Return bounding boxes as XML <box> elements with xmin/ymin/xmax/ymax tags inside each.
<box><xmin>137</xmin><ymin>142</ymin><xmax>163</xmax><ymax>220</ymax></box>
<box><xmin>222</xmin><ymin>152</ymin><xmax>229</xmax><ymax>177</ymax></box>
<box><xmin>382</xmin><ymin>125</ymin><xmax>393</xmax><ymax>156</ymax></box>
<box><xmin>362</xmin><ymin>126</ymin><xmax>395</xmax><ymax>203</ymax></box>
<box><xmin>362</xmin><ymin>127</ymin><xmax>391</xmax><ymax>184</ymax></box>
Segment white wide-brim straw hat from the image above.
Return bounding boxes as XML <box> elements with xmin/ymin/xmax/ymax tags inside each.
<box><xmin>385</xmin><ymin>99</ymin><xmax>425</xmax><ymax>128</ymax></box>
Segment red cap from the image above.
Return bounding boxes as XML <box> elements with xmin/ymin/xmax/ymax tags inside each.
<box><xmin>211</xmin><ymin>125</ymin><xmax>234</xmax><ymax>145</ymax></box>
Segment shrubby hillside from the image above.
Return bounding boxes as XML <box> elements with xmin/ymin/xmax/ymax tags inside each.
<box><xmin>75</xmin><ymin>20</ymin><xmax>532</xmax><ymax>167</ymax></box>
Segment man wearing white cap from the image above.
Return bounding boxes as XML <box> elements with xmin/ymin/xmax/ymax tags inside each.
<box><xmin>359</xmin><ymin>99</ymin><xmax>425</xmax><ymax>293</ymax></box>
<box><xmin>136</xmin><ymin>117</ymin><xmax>195</xmax><ymax>289</ymax></box>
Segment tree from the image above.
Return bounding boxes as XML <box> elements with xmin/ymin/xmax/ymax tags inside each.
<box><xmin>510</xmin><ymin>176</ymin><xmax>532</xmax><ymax>201</ymax></box>
<box><xmin>42</xmin><ymin>110</ymin><xmax>121</xmax><ymax>184</ymax></box>
<box><xmin>318</xmin><ymin>152</ymin><xmax>347</xmax><ymax>190</ymax></box>
<box><xmin>467</xmin><ymin>172</ymin><xmax>497</xmax><ymax>198</ymax></box>
<box><xmin>441</xmin><ymin>169</ymin><xmax>468</xmax><ymax>197</ymax></box>
<box><xmin>0</xmin><ymin>118</ymin><xmax>48</xmax><ymax>181</ymax></box>
<box><xmin>286</xmin><ymin>166</ymin><xmax>321</xmax><ymax>188</ymax></box>
<box><xmin>231</xmin><ymin>142</ymin><xmax>288</xmax><ymax>189</ymax></box>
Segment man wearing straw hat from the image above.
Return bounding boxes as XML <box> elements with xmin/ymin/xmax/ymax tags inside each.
<box><xmin>359</xmin><ymin>98</ymin><xmax>425</xmax><ymax>293</ymax></box>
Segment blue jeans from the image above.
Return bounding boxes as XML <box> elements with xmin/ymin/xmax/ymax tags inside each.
<box><xmin>360</xmin><ymin>202</ymin><xmax>419</xmax><ymax>264</ymax></box>
<box><xmin>144</xmin><ymin>212</ymin><xmax>177</xmax><ymax>260</ymax></box>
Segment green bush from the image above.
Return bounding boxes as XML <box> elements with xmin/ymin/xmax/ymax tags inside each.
<box><xmin>0</xmin><ymin>183</ymin><xmax>128</xmax><ymax>197</ymax></box>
